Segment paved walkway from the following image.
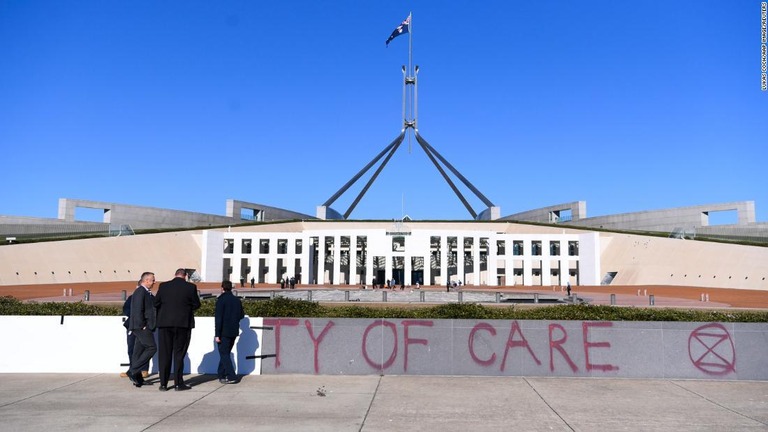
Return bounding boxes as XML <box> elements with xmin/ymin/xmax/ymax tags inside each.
<box><xmin>0</xmin><ymin>374</ymin><xmax>766</xmax><ymax>431</ymax></box>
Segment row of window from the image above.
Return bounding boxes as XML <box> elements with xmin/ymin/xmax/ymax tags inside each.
<box><xmin>223</xmin><ymin>236</ymin><xmax>580</xmax><ymax>257</ymax></box>
<box><xmin>224</xmin><ymin>239</ymin><xmax>304</xmax><ymax>255</ymax></box>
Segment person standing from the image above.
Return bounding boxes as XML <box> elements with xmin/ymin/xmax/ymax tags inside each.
<box><xmin>127</xmin><ymin>272</ymin><xmax>157</xmax><ymax>388</ymax></box>
<box><xmin>215</xmin><ymin>280</ymin><xmax>245</xmax><ymax>384</ymax></box>
<box><xmin>154</xmin><ymin>268</ymin><xmax>201</xmax><ymax>391</ymax></box>
<box><xmin>121</xmin><ymin>288</ymin><xmax>149</xmax><ymax>379</ymax></box>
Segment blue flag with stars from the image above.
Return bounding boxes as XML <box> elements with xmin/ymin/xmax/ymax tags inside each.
<box><xmin>385</xmin><ymin>15</ymin><xmax>410</xmax><ymax>46</ymax></box>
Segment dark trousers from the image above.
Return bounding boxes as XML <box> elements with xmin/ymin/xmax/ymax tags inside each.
<box><xmin>129</xmin><ymin>329</ymin><xmax>156</xmax><ymax>377</ymax></box>
<box><xmin>126</xmin><ymin>331</ymin><xmax>149</xmax><ymax>372</ymax></box>
<box><xmin>158</xmin><ymin>327</ymin><xmax>191</xmax><ymax>387</ymax></box>
<box><xmin>217</xmin><ymin>336</ymin><xmax>236</xmax><ymax>380</ymax></box>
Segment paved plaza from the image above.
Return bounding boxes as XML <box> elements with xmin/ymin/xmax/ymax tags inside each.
<box><xmin>0</xmin><ymin>373</ymin><xmax>766</xmax><ymax>431</ymax></box>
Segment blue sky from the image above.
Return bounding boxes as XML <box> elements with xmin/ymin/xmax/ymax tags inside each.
<box><xmin>1</xmin><ymin>1</ymin><xmax>766</xmax><ymax>223</ymax></box>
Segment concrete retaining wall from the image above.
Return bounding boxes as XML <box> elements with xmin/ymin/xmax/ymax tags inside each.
<box><xmin>1</xmin><ymin>316</ymin><xmax>764</xmax><ymax>380</ymax></box>
<box><xmin>260</xmin><ymin>318</ymin><xmax>768</xmax><ymax>380</ymax></box>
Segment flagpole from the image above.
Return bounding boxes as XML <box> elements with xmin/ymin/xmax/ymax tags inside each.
<box><xmin>402</xmin><ymin>65</ymin><xmax>407</xmax><ymax>130</ymax></box>
<box><xmin>408</xmin><ymin>12</ymin><xmax>413</xmax><ymax>152</ymax></box>
<box><xmin>408</xmin><ymin>12</ymin><xmax>413</xmax><ymax>78</ymax></box>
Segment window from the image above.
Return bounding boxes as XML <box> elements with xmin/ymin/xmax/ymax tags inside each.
<box><xmin>549</xmin><ymin>241</ymin><xmax>560</xmax><ymax>256</ymax></box>
<box><xmin>513</xmin><ymin>241</ymin><xmax>523</xmax><ymax>256</ymax></box>
<box><xmin>392</xmin><ymin>236</ymin><xmax>405</xmax><ymax>252</ymax></box>
<box><xmin>532</xmin><ymin>241</ymin><xmax>542</xmax><ymax>256</ymax></box>
<box><xmin>568</xmin><ymin>241</ymin><xmax>579</xmax><ymax>256</ymax></box>
<box><xmin>497</xmin><ymin>240</ymin><xmax>506</xmax><ymax>255</ymax></box>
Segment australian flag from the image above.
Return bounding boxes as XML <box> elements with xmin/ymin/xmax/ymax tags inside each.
<box><xmin>385</xmin><ymin>15</ymin><xmax>410</xmax><ymax>46</ymax></box>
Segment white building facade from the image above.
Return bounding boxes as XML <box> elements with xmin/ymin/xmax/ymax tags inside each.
<box><xmin>201</xmin><ymin>222</ymin><xmax>600</xmax><ymax>287</ymax></box>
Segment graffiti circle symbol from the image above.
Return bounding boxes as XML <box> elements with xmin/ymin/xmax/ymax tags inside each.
<box><xmin>688</xmin><ymin>323</ymin><xmax>736</xmax><ymax>376</ymax></box>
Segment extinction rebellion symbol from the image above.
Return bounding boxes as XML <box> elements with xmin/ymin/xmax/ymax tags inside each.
<box><xmin>688</xmin><ymin>323</ymin><xmax>736</xmax><ymax>376</ymax></box>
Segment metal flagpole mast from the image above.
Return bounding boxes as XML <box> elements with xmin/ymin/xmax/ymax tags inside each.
<box><xmin>402</xmin><ymin>65</ymin><xmax>407</xmax><ymax>131</ymax></box>
<box><xmin>410</xmin><ymin>12</ymin><xmax>415</xmax><ymax>153</ymax></box>
<box><xmin>414</xmin><ymin>65</ymin><xmax>419</xmax><ymax>131</ymax></box>
<box><xmin>408</xmin><ymin>12</ymin><xmax>413</xmax><ymax>81</ymax></box>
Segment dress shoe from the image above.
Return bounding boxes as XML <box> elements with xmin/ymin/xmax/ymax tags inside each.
<box><xmin>175</xmin><ymin>384</ymin><xmax>192</xmax><ymax>391</ymax></box>
<box><xmin>224</xmin><ymin>379</ymin><xmax>238</xmax><ymax>384</ymax></box>
<box><xmin>128</xmin><ymin>372</ymin><xmax>142</xmax><ymax>388</ymax></box>
<box><xmin>158</xmin><ymin>385</ymin><xmax>168</xmax><ymax>392</ymax></box>
<box><xmin>218</xmin><ymin>378</ymin><xmax>228</xmax><ymax>384</ymax></box>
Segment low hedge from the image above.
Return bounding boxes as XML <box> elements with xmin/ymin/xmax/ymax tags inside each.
<box><xmin>0</xmin><ymin>296</ymin><xmax>122</xmax><ymax>316</ymax></box>
<box><xmin>2</xmin><ymin>296</ymin><xmax>767</xmax><ymax>322</ymax></box>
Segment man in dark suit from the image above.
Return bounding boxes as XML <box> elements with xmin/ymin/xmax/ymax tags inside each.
<box><xmin>215</xmin><ymin>280</ymin><xmax>245</xmax><ymax>384</ymax></box>
<box><xmin>215</xmin><ymin>281</ymin><xmax>245</xmax><ymax>384</ymax></box>
<box><xmin>154</xmin><ymin>268</ymin><xmax>200</xmax><ymax>391</ymax></box>
<box><xmin>127</xmin><ymin>272</ymin><xmax>157</xmax><ymax>388</ymax></box>
<box><xmin>121</xmin><ymin>289</ymin><xmax>149</xmax><ymax>379</ymax></box>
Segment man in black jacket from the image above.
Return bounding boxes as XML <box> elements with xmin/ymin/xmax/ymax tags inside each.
<box><xmin>127</xmin><ymin>272</ymin><xmax>157</xmax><ymax>388</ymax></box>
<box><xmin>154</xmin><ymin>268</ymin><xmax>201</xmax><ymax>391</ymax></box>
<box><xmin>215</xmin><ymin>280</ymin><xmax>245</xmax><ymax>384</ymax></box>
<box><xmin>121</xmin><ymin>289</ymin><xmax>149</xmax><ymax>379</ymax></box>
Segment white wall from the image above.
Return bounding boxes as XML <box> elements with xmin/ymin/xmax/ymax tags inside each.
<box><xmin>0</xmin><ymin>316</ymin><xmax>263</xmax><ymax>374</ymax></box>
<box><xmin>201</xmin><ymin>230</ymin><xmax>224</xmax><ymax>282</ymax></box>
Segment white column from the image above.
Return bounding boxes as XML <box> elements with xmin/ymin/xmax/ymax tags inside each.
<box><xmin>333</xmin><ymin>235</ymin><xmax>341</xmax><ymax>285</ymax></box>
<box><xmin>505</xmin><ymin>237</ymin><xmax>513</xmax><ymax>286</ymax></box>
<box><xmin>457</xmin><ymin>237</ymin><xmax>465</xmax><ymax>284</ymax></box>
<box><xmin>350</xmin><ymin>235</ymin><xmax>357</xmax><ymax>285</ymax></box>
<box><xmin>365</xmin><ymin>237</ymin><xmax>373</xmax><ymax>286</ymax></box>
<box><xmin>252</xmin><ymin>240</ymin><xmax>261</xmax><ymax>283</ymax></box>
<box><xmin>316</xmin><ymin>236</ymin><xmax>326</xmax><ymax>285</ymax></box>
<box><xmin>523</xmin><ymin>239</ymin><xmax>532</xmax><ymax>286</ymax></box>
<box><xmin>286</xmin><ymin>237</ymin><xmax>295</xmax><ymax>282</ymax></box>
<box><xmin>488</xmin><ymin>237</ymin><xmax>497</xmax><ymax>286</ymax></box>
<box><xmin>404</xmin><ymin>255</ymin><xmax>412</xmax><ymax>286</ymax></box>
<box><xmin>473</xmin><ymin>236</ymin><xmax>480</xmax><ymax>285</ymax></box>
<box><xmin>301</xmin><ymin>236</ymin><xmax>311</xmax><ymax>286</ymax></box>
<box><xmin>232</xmin><ymin>255</ymin><xmax>242</xmax><ymax>285</ymax></box>
<box><xmin>559</xmin><ymin>238</ymin><xmax>568</xmax><ymax>286</ymax></box>
<box><xmin>439</xmin><ymin>236</ymin><xmax>447</xmax><ymax>286</ymax></box>
<box><xmin>268</xmin><ymin>254</ymin><xmax>277</xmax><ymax>285</ymax></box>
<box><xmin>541</xmin><ymin>251</ymin><xmax>552</xmax><ymax>286</ymax></box>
